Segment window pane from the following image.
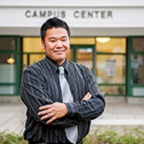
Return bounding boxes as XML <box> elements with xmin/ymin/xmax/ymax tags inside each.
<box><xmin>131</xmin><ymin>54</ymin><xmax>144</xmax><ymax>84</ymax></box>
<box><xmin>96</xmin><ymin>38</ymin><xmax>126</xmax><ymax>53</ymax></box>
<box><xmin>0</xmin><ymin>53</ymin><xmax>15</xmax><ymax>64</ymax></box>
<box><xmin>0</xmin><ymin>54</ymin><xmax>16</xmax><ymax>83</ymax></box>
<box><xmin>0</xmin><ymin>86</ymin><xmax>16</xmax><ymax>94</ymax></box>
<box><xmin>23</xmin><ymin>37</ymin><xmax>44</xmax><ymax>52</ymax></box>
<box><xmin>99</xmin><ymin>86</ymin><xmax>125</xmax><ymax>95</ymax></box>
<box><xmin>0</xmin><ymin>37</ymin><xmax>15</xmax><ymax>51</ymax></box>
<box><xmin>77</xmin><ymin>48</ymin><xmax>93</xmax><ymax>70</ymax></box>
<box><xmin>29</xmin><ymin>54</ymin><xmax>45</xmax><ymax>64</ymax></box>
<box><xmin>96</xmin><ymin>55</ymin><xmax>125</xmax><ymax>84</ymax></box>
<box><xmin>132</xmin><ymin>87</ymin><xmax>144</xmax><ymax>96</ymax></box>
<box><xmin>132</xmin><ymin>38</ymin><xmax>144</xmax><ymax>52</ymax></box>
<box><xmin>23</xmin><ymin>54</ymin><xmax>45</xmax><ymax>70</ymax></box>
<box><xmin>70</xmin><ymin>38</ymin><xmax>95</xmax><ymax>44</ymax></box>
<box><xmin>67</xmin><ymin>49</ymin><xmax>73</xmax><ymax>61</ymax></box>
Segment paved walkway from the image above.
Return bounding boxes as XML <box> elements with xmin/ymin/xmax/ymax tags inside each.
<box><xmin>0</xmin><ymin>99</ymin><xmax>144</xmax><ymax>135</ymax></box>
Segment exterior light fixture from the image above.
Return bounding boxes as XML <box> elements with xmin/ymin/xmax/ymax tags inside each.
<box><xmin>96</xmin><ymin>37</ymin><xmax>111</xmax><ymax>43</ymax></box>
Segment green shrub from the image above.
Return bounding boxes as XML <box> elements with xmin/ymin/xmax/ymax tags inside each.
<box><xmin>0</xmin><ymin>127</ymin><xmax>144</xmax><ymax>144</ymax></box>
<box><xmin>83</xmin><ymin>127</ymin><xmax>144</xmax><ymax>144</ymax></box>
<box><xmin>0</xmin><ymin>131</ymin><xmax>28</xmax><ymax>144</ymax></box>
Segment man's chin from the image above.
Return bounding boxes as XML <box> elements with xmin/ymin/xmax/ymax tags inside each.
<box><xmin>55</xmin><ymin>57</ymin><xmax>66</xmax><ymax>64</ymax></box>
<box><xmin>56</xmin><ymin>55</ymin><xmax>66</xmax><ymax>59</ymax></box>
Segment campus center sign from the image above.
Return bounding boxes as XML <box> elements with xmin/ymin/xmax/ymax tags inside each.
<box><xmin>0</xmin><ymin>7</ymin><xmax>144</xmax><ymax>28</ymax></box>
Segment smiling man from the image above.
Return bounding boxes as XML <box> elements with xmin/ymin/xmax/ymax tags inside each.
<box><xmin>20</xmin><ymin>17</ymin><xmax>105</xmax><ymax>144</ymax></box>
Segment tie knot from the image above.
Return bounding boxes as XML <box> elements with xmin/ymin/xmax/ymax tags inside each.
<box><xmin>59</xmin><ymin>66</ymin><xmax>64</xmax><ymax>75</ymax></box>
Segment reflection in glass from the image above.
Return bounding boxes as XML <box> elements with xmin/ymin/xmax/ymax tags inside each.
<box><xmin>0</xmin><ymin>37</ymin><xmax>15</xmax><ymax>51</ymax></box>
<box><xmin>99</xmin><ymin>86</ymin><xmax>125</xmax><ymax>95</ymax></box>
<box><xmin>0</xmin><ymin>54</ymin><xmax>15</xmax><ymax>64</ymax></box>
<box><xmin>67</xmin><ymin>49</ymin><xmax>73</xmax><ymax>61</ymax></box>
<box><xmin>132</xmin><ymin>38</ymin><xmax>144</xmax><ymax>51</ymax></box>
<box><xmin>23</xmin><ymin>54</ymin><xmax>45</xmax><ymax>70</ymax></box>
<box><xmin>132</xmin><ymin>87</ymin><xmax>144</xmax><ymax>96</ymax></box>
<box><xmin>131</xmin><ymin>54</ymin><xmax>144</xmax><ymax>84</ymax></box>
<box><xmin>96</xmin><ymin>37</ymin><xmax>111</xmax><ymax>43</ymax></box>
<box><xmin>76</xmin><ymin>48</ymin><xmax>92</xmax><ymax>70</ymax></box>
<box><xmin>0</xmin><ymin>54</ymin><xmax>16</xmax><ymax>83</ymax></box>
<box><xmin>96</xmin><ymin>55</ymin><xmax>125</xmax><ymax>84</ymax></box>
<box><xmin>0</xmin><ymin>86</ymin><xmax>15</xmax><ymax>94</ymax></box>
<box><xmin>23</xmin><ymin>38</ymin><xmax>44</xmax><ymax>52</ymax></box>
<box><xmin>7</xmin><ymin>57</ymin><xmax>15</xmax><ymax>64</ymax></box>
<box><xmin>96</xmin><ymin>38</ymin><xmax>126</xmax><ymax>53</ymax></box>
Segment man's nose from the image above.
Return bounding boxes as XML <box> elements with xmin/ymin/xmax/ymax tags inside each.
<box><xmin>56</xmin><ymin>40</ymin><xmax>63</xmax><ymax>47</ymax></box>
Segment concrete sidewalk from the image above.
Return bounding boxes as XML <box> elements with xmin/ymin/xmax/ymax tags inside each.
<box><xmin>0</xmin><ymin>98</ymin><xmax>144</xmax><ymax>135</ymax></box>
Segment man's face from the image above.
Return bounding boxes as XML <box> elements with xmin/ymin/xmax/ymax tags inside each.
<box><xmin>42</xmin><ymin>27</ymin><xmax>70</xmax><ymax>65</ymax></box>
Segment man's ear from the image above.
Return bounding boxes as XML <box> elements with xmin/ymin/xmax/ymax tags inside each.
<box><xmin>41</xmin><ymin>40</ymin><xmax>46</xmax><ymax>49</ymax></box>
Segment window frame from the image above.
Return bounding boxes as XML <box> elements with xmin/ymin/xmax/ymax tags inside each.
<box><xmin>0</xmin><ymin>36</ymin><xmax>22</xmax><ymax>96</ymax></box>
<box><xmin>127</xmin><ymin>36</ymin><xmax>144</xmax><ymax>97</ymax></box>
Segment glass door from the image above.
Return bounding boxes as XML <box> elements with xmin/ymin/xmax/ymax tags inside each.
<box><xmin>127</xmin><ymin>37</ymin><xmax>144</xmax><ymax>97</ymax></box>
<box><xmin>70</xmin><ymin>45</ymin><xmax>95</xmax><ymax>74</ymax></box>
<box><xmin>22</xmin><ymin>37</ymin><xmax>45</xmax><ymax>70</ymax></box>
<box><xmin>96</xmin><ymin>38</ymin><xmax>126</xmax><ymax>96</ymax></box>
<box><xmin>0</xmin><ymin>36</ymin><xmax>21</xmax><ymax>95</ymax></box>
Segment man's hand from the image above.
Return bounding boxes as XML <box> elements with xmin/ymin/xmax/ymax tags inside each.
<box><xmin>38</xmin><ymin>102</ymin><xmax>68</xmax><ymax>124</ymax></box>
<box><xmin>38</xmin><ymin>92</ymin><xmax>91</xmax><ymax>124</ymax></box>
<box><xmin>82</xmin><ymin>92</ymin><xmax>92</xmax><ymax>100</ymax></box>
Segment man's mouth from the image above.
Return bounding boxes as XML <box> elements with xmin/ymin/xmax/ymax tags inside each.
<box><xmin>55</xmin><ymin>50</ymin><xmax>65</xmax><ymax>54</ymax></box>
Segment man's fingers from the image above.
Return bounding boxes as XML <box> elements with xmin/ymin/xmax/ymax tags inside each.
<box><xmin>39</xmin><ymin>104</ymin><xmax>52</xmax><ymax>110</ymax></box>
<box><xmin>40</xmin><ymin>112</ymin><xmax>54</xmax><ymax>120</ymax></box>
<box><xmin>82</xmin><ymin>92</ymin><xmax>92</xmax><ymax>100</ymax></box>
<box><xmin>38</xmin><ymin>109</ymin><xmax>52</xmax><ymax>116</ymax></box>
<box><xmin>46</xmin><ymin>116</ymin><xmax>57</xmax><ymax>124</ymax></box>
<box><xmin>41</xmin><ymin>112</ymin><xmax>57</xmax><ymax>124</ymax></box>
<box><xmin>38</xmin><ymin>102</ymin><xmax>68</xmax><ymax>124</ymax></box>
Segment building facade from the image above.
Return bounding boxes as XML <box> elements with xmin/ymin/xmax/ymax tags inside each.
<box><xmin>0</xmin><ymin>0</ymin><xmax>144</xmax><ymax>102</ymax></box>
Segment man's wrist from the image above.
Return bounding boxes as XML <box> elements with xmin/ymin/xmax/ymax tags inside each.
<box><xmin>64</xmin><ymin>102</ymin><xmax>75</xmax><ymax>117</ymax></box>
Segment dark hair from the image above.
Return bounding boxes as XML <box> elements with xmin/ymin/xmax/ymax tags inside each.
<box><xmin>40</xmin><ymin>17</ymin><xmax>71</xmax><ymax>41</ymax></box>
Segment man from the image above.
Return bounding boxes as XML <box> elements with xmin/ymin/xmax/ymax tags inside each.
<box><xmin>20</xmin><ymin>17</ymin><xmax>105</xmax><ymax>144</ymax></box>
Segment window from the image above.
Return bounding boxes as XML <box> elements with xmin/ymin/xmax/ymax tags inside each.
<box><xmin>129</xmin><ymin>37</ymin><xmax>144</xmax><ymax>97</ymax></box>
<box><xmin>70</xmin><ymin>38</ymin><xmax>95</xmax><ymax>73</ymax></box>
<box><xmin>131</xmin><ymin>54</ymin><xmax>144</xmax><ymax>84</ymax></box>
<box><xmin>23</xmin><ymin>37</ymin><xmax>45</xmax><ymax>70</ymax></box>
<box><xmin>0</xmin><ymin>37</ymin><xmax>21</xmax><ymax>95</ymax></box>
<box><xmin>96</xmin><ymin>38</ymin><xmax>126</xmax><ymax>96</ymax></box>
<box><xmin>132</xmin><ymin>38</ymin><xmax>144</xmax><ymax>52</ymax></box>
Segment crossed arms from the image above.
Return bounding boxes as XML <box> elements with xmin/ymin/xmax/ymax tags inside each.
<box><xmin>38</xmin><ymin>92</ymin><xmax>92</xmax><ymax>124</ymax></box>
<box><xmin>20</xmin><ymin>67</ymin><xmax>105</xmax><ymax>128</ymax></box>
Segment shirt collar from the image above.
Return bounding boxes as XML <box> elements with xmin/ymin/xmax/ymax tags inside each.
<box><xmin>64</xmin><ymin>60</ymin><xmax>69</xmax><ymax>75</ymax></box>
<box><xmin>45</xmin><ymin>55</ymin><xmax>69</xmax><ymax>74</ymax></box>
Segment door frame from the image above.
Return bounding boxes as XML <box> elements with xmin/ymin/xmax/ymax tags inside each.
<box><xmin>70</xmin><ymin>44</ymin><xmax>96</xmax><ymax>75</ymax></box>
<box><xmin>127</xmin><ymin>36</ymin><xmax>144</xmax><ymax>97</ymax></box>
